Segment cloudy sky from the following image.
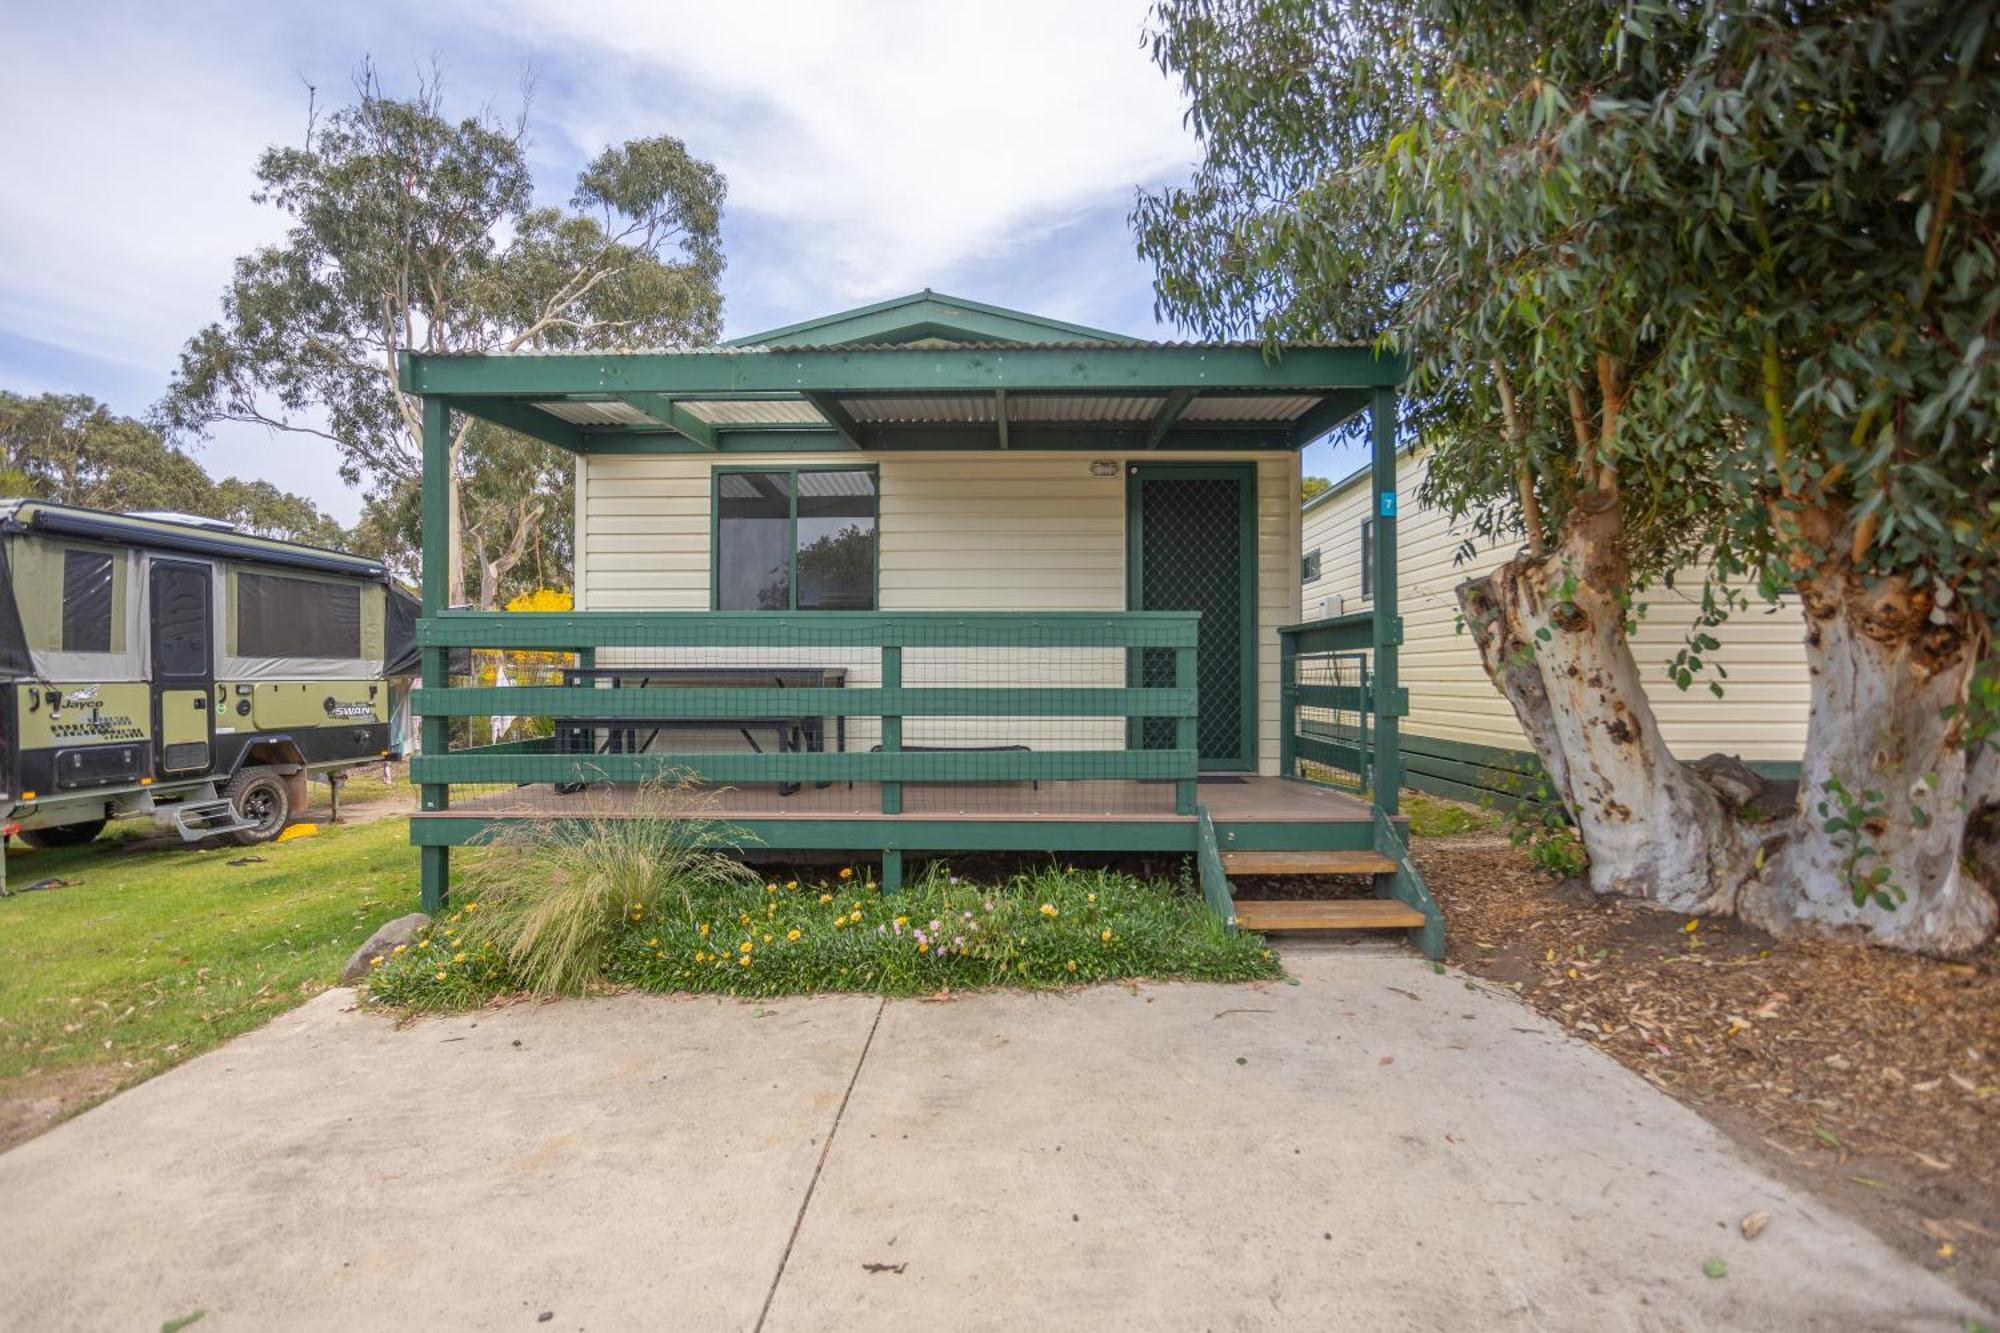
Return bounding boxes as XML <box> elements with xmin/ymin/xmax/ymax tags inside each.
<box><xmin>0</xmin><ymin>1</ymin><xmax>1356</xmax><ymax>523</ymax></box>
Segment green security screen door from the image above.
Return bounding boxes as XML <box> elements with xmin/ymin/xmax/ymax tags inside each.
<box><xmin>1128</xmin><ymin>463</ymin><xmax>1257</xmax><ymax>771</ymax></box>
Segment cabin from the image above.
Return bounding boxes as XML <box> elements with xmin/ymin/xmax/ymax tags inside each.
<box><xmin>400</xmin><ymin>292</ymin><xmax>1442</xmax><ymax>955</ymax></box>
<box><xmin>1301</xmin><ymin>449</ymin><xmax>1810</xmax><ymax>807</ymax></box>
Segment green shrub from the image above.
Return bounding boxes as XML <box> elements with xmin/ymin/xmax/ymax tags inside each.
<box><xmin>368</xmin><ymin>860</ymin><xmax>1279</xmax><ymax>1008</ymax></box>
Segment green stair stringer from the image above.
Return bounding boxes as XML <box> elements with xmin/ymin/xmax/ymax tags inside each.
<box><xmin>1373</xmin><ymin>810</ymin><xmax>1444</xmax><ymax>959</ymax></box>
<box><xmin>1195</xmin><ymin>806</ymin><xmax>1236</xmax><ymax>933</ymax></box>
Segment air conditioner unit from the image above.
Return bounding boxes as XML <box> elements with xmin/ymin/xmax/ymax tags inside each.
<box><xmin>1313</xmin><ymin>594</ymin><xmax>1344</xmax><ymax>621</ymax></box>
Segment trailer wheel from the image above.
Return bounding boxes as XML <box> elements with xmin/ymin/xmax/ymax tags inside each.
<box><xmin>17</xmin><ymin>818</ymin><xmax>107</xmax><ymax>849</ymax></box>
<box><xmin>224</xmin><ymin>767</ymin><xmax>292</xmax><ymax>846</ymax></box>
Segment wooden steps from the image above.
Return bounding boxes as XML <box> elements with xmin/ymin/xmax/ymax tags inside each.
<box><xmin>1231</xmin><ymin>899</ymin><xmax>1427</xmax><ymax>932</ymax></box>
<box><xmin>1220</xmin><ymin>849</ymin><xmax>1397</xmax><ymax>877</ymax></box>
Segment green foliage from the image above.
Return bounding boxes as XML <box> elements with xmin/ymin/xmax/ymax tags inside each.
<box><xmin>159</xmin><ymin>62</ymin><xmax>726</xmax><ymax>606</ymax></box>
<box><xmin>1493</xmin><ymin>778</ymin><xmax>1590</xmax><ymax>878</ymax></box>
<box><xmin>445</xmin><ymin>778</ymin><xmax>759</xmax><ymax>996</ymax></box>
<box><xmin>1136</xmin><ymin>0</ymin><xmax>1998</xmax><ymax>645</ymax></box>
<box><xmin>0</xmin><ymin>390</ymin><xmax>343</xmax><ymax>543</ymax></box>
<box><xmin>369</xmin><ymin>860</ymin><xmax>1278</xmax><ymax>1008</ymax></box>
<box><xmin>1816</xmin><ymin>777</ymin><xmax>1905</xmax><ymax>911</ymax></box>
<box><xmin>1301</xmin><ymin>475</ymin><xmax>1332</xmax><ymax>504</ymax></box>
<box><xmin>1402</xmin><ymin>792</ymin><xmax>1498</xmax><ymax>839</ymax></box>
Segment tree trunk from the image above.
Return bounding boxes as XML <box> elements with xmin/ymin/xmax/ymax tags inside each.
<box><xmin>1458</xmin><ymin>502</ymin><xmax>1755</xmax><ymax>913</ymax></box>
<box><xmin>1742</xmin><ymin>576</ymin><xmax>1997</xmax><ymax>955</ymax></box>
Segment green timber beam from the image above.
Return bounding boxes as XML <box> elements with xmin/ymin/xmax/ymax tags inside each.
<box><xmin>801</xmin><ymin>392</ymin><xmax>869</xmax><ymax>449</ymax></box>
<box><xmin>417</xmin><ymin>394</ymin><xmax>452</xmax><ymax>911</ymax></box>
<box><xmin>456</xmin><ymin>397</ymin><xmax>586</xmax><ymax>453</ymax></box>
<box><xmin>614</xmin><ymin>392</ymin><xmax>717</xmax><ymax>449</ymax></box>
<box><xmin>994</xmin><ymin>389</ymin><xmax>1010</xmax><ymax>450</ymax></box>
<box><xmin>1287</xmin><ymin>388</ymin><xmax>1375</xmax><ymax>446</ymax></box>
<box><xmin>1370</xmin><ymin>386</ymin><xmax>1403</xmax><ymax>815</ymax></box>
<box><xmin>1144</xmin><ymin>388</ymin><xmax>1197</xmax><ymax>449</ymax></box>
<box><xmin>402</xmin><ymin>343</ymin><xmax>1408</xmax><ymax>397</ymax></box>
<box><xmin>567</xmin><ymin>426</ymin><xmax>1298</xmax><ymax>454</ymax></box>
<box><xmin>415</xmin><ymin>609</ymin><xmax>1200</xmax><ymax>650</ymax></box>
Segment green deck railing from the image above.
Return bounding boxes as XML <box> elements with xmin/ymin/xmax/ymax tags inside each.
<box><xmin>411</xmin><ymin>609</ymin><xmax>1202</xmax><ymax>822</ymax></box>
<box><xmin>1278</xmin><ymin>611</ymin><xmax>1406</xmax><ymax>800</ymax></box>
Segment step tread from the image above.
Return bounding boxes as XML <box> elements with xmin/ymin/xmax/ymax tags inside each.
<box><xmin>1232</xmin><ymin>899</ymin><xmax>1427</xmax><ymax>932</ymax></box>
<box><xmin>1221</xmin><ymin>850</ymin><xmax>1398</xmax><ymax>877</ymax></box>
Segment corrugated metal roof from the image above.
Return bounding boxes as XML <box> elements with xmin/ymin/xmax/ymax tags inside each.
<box><xmin>1004</xmin><ymin>395</ymin><xmax>1163</xmax><ymax>423</ymax></box>
<box><xmin>843</xmin><ymin>396</ymin><xmax>996</xmax><ymax>424</ymax></box>
<box><xmin>1179</xmin><ymin>394</ymin><xmax>1321</xmax><ymax>422</ymax></box>
<box><xmin>533</xmin><ymin>399</ymin><xmax>655</xmax><ymax>426</ymax></box>
<box><xmin>681</xmin><ymin>399</ymin><xmax>828</xmax><ymax>427</ymax></box>
<box><xmin>424</xmin><ymin>338</ymin><xmax>1372</xmax><ymax>358</ymax></box>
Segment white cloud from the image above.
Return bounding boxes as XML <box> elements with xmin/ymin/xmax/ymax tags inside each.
<box><xmin>470</xmin><ymin>0</ymin><xmax>1196</xmax><ymax>328</ymax></box>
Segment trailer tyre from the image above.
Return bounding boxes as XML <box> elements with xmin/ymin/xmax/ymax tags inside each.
<box><xmin>18</xmin><ymin>818</ymin><xmax>107</xmax><ymax>849</ymax></box>
<box><xmin>224</xmin><ymin>767</ymin><xmax>292</xmax><ymax>846</ymax></box>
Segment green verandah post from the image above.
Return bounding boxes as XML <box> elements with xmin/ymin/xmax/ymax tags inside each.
<box><xmin>879</xmin><ymin>640</ymin><xmax>903</xmax><ymax>892</ymax></box>
<box><xmin>418</xmin><ymin>394</ymin><xmax>452</xmax><ymax>913</ymax></box>
<box><xmin>1369</xmin><ymin>387</ymin><xmax>1402</xmax><ymax>816</ymax></box>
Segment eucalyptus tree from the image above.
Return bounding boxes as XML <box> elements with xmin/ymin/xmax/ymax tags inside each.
<box><xmin>161</xmin><ymin>64</ymin><xmax>726</xmax><ymax>607</ymax></box>
<box><xmin>1136</xmin><ymin>0</ymin><xmax>1996</xmax><ymax>952</ymax></box>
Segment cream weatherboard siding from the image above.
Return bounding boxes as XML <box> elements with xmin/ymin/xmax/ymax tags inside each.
<box><xmin>575</xmin><ymin>450</ymin><xmax>1301</xmax><ymax>775</ymax></box>
<box><xmin>1301</xmin><ymin>451</ymin><xmax>1810</xmax><ymax>766</ymax></box>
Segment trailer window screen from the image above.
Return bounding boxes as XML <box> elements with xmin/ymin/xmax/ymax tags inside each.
<box><xmin>237</xmin><ymin>572</ymin><xmax>361</xmax><ymax>659</ymax></box>
<box><xmin>61</xmin><ymin>551</ymin><xmax>115</xmax><ymax>653</ymax></box>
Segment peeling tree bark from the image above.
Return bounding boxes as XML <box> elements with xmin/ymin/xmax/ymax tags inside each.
<box><xmin>1741</xmin><ymin>575</ymin><xmax>1997</xmax><ymax>956</ymax></box>
<box><xmin>1458</xmin><ymin>499</ymin><xmax>1756</xmax><ymax>914</ymax></box>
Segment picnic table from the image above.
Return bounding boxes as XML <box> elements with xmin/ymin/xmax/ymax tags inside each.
<box><xmin>553</xmin><ymin>666</ymin><xmax>847</xmax><ymax>795</ymax></box>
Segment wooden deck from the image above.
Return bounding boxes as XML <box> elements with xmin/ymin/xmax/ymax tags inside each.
<box><xmin>414</xmin><ymin>774</ymin><xmax>1373</xmax><ymax>825</ymax></box>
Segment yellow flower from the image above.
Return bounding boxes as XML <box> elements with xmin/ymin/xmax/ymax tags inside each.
<box><xmin>1100</xmin><ymin>929</ymin><xmax>1112</xmax><ymax>943</ymax></box>
<box><xmin>738</xmin><ymin>912</ymin><xmax>752</xmax><ymax>925</ymax></box>
<box><xmin>369</xmin><ymin>955</ymin><xmax>384</xmax><ymax>968</ymax></box>
<box><xmin>1087</xmin><ymin>892</ymin><xmax>1097</xmax><ymax>904</ymax></box>
<box><xmin>392</xmin><ymin>944</ymin><xmax>407</xmax><ymax>955</ymax></box>
<box><xmin>739</xmin><ymin>955</ymin><xmax>752</xmax><ymax>967</ymax></box>
<box><xmin>1261</xmin><ymin>949</ymin><xmax>1273</xmax><ymax>960</ymax></box>
<box><xmin>1040</xmin><ymin>904</ymin><xmax>1058</xmax><ymax>918</ymax></box>
<box><xmin>698</xmin><ymin>923</ymin><xmax>711</xmax><ymax>937</ymax></box>
<box><xmin>739</xmin><ymin>940</ymin><xmax>754</xmax><ymax>953</ymax></box>
<box><xmin>417</xmin><ymin>939</ymin><xmax>431</xmax><ymax>950</ymax></box>
<box><xmin>851</xmin><ymin>901</ymin><xmax>862</xmax><ymax>910</ymax></box>
<box><xmin>435</xmin><ymin>970</ymin><xmax>447</xmax><ymax>980</ymax></box>
<box><xmin>648</xmin><ymin>937</ymin><xmax>660</xmax><ymax>947</ymax></box>
<box><xmin>918</xmin><ymin>941</ymin><xmax>929</xmax><ymax>953</ymax></box>
<box><xmin>694</xmin><ymin>951</ymin><xmax>707</xmax><ymax>962</ymax></box>
<box><xmin>787</xmin><ymin>929</ymin><xmax>801</xmax><ymax>942</ymax></box>
<box><xmin>454</xmin><ymin>951</ymin><xmax>467</xmax><ymax>962</ymax></box>
<box><xmin>895</xmin><ymin>916</ymin><xmax>908</xmax><ymax>928</ymax></box>
<box><xmin>766</xmin><ymin>883</ymin><xmax>778</xmax><ymax>894</ymax></box>
<box><xmin>819</xmin><ymin>893</ymin><xmax>833</xmax><ymax>904</ymax></box>
<box><xmin>787</xmin><ymin>880</ymin><xmax>799</xmax><ymax>891</ymax></box>
<box><xmin>849</xmin><ymin>910</ymin><xmax>863</xmax><ymax>924</ymax></box>
<box><xmin>763</xmin><ymin>934</ymin><xmax>773</xmax><ymax>944</ymax></box>
<box><xmin>1066</xmin><ymin>960</ymin><xmax>1078</xmax><ymax>972</ymax></box>
<box><xmin>839</xmin><ymin>866</ymin><xmax>854</xmax><ymax>880</ymax></box>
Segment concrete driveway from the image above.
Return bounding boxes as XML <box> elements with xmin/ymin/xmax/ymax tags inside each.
<box><xmin>1</xmin><ymin>946</ymin><xmax>1983</xmax><ymax>1332</ymax></box>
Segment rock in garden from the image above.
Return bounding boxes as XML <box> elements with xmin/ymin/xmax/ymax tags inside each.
<box><xmin>1687</xmin><ymin>753</ymin><xmax>1768</xmax><ymax>809</ymax></box>
<box><xmin>340</xmin><ymin>913</ymin><xmax>431</xmax><ymax>984</ymax></box>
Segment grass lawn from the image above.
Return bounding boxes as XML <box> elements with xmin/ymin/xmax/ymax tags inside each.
<box><xmin>0</xmin><ymin>818</ymin><xmax>415</xmax><ymax>1100</ymax></box>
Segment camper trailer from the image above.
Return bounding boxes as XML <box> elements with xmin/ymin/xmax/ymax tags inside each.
<box><xmin>0</xmin><ymin>501</ymin><xmax>419</xmax><ymax>847</ymax></box>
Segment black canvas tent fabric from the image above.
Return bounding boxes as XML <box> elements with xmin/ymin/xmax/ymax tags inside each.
<box><xmin>383</xmin><ymin>584</ymin><xmax>422</xmax><ymax>677</ymax></box>
<box><xmin>0</xmin><ymin>546</ymin><xmax>35</xmax><ymax>681</ymax></box>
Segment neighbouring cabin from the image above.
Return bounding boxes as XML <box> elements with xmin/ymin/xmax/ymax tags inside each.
<box><xmin>1301</xmin><ymin>449</ymin><xmax>1811</xmax><ymax>809</ymax></box>
<box><xmin>401</xmin><ymin>292</ymin><xmax>1443</xmax><ymax>955</ymax></box>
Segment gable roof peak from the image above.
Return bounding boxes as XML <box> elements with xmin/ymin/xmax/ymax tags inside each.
<box><xmin>726</xmin><ymin>290</ymin><xmax>1135</xmax><ymax>348</ymax></box>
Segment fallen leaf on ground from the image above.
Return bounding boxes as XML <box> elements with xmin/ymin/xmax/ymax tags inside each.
<box><xmin>1740</xmin><ymin>1210</ymin><xmax>1770</xmax><ymax>1240</ymax></box>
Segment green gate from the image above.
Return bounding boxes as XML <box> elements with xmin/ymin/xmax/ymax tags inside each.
<box><xmin>1127</xmin><ymin>463</ymin><xmax>1257</xmax><ymax>770</ymax></box>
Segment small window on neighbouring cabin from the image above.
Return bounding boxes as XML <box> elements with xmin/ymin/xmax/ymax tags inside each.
<box><xmin>61</xmin><ymin>551</ymin><xmax>115</xmax><ymax>652</ymax></box>
<box><xmin>1301</xmin><ymin>549</ymin><xmax>1321</xmax><ymax>584</ymax></box>
<box><xmin>716</xmin><ymin>468</ymin><xmax>878</xmax><ymax>611</ymax></box>
<box><xmin>1359</xmin><ymin>518</ymin><xmax>1374</xmax><ymax>601</ymax></box>
<box><xmin>236</xmin><ymin>571</ymin><xmax>361</xmax><ymax>659</ymax></box>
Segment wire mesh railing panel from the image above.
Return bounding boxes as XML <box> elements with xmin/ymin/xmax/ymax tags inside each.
<box><xmin>411</xmin><ymin>611</ymin><xmax>1199</xmax><ymax>818</ymax></box>
<box><xmin>1288</xmin><ymin>649</ymin><xmax>1370</xmax><ymax>793</ymax></box>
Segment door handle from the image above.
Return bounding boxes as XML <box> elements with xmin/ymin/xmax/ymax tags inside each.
<box><xmin>193</xmin><ymin>698</ymin><xmax>208</xmax><ymax>711</ymax></box>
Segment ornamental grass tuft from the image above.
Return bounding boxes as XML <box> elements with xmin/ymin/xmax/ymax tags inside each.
<box><xmin>440</xmin><ymin>776</ymin><xmax>760</xmax><ymax>997</ymax></box>
<box><xmin>369</xmin><ymin>857</ymin><xmax>1277</xmax><ymax>1010</ymax></box>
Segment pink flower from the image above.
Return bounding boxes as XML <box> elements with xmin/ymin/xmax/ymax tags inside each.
<box><xmin>914</xmin><ymin>929</ymin><xmax>929</xmax><ymax>946</ymax></box>
<box><xmin>953</xmin><ymin>936</ymin><xmax>965</xmax><ymax>949</ymax></box>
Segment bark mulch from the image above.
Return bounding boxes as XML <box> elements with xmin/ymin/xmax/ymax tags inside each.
<box><xmin>1411</xmin><ymin>830</ymin><xmax>2000</xmax><ymax>1307</ymax></box>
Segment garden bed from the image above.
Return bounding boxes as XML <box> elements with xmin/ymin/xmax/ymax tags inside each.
<box><xmin>366</xmin><ymin>862</ymin><xmax>1278</xmax><ymax>1008</ymax></box>
<box><xmin>1412</xmin><ymin>820</ymin><xmax>2000</xmax><ymax>1307</ymax></box>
